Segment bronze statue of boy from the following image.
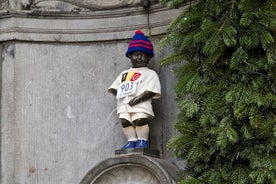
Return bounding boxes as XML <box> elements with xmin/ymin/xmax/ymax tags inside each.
<box><xmin>108</xmin><ymin>30</ymin><xmax>161</xmax><ymax>149</ymax></box>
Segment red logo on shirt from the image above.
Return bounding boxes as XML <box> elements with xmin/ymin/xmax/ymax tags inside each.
<box><xmin>130</xmin><ymin>72</ymin><xmax>141</xmax><ymax>81</ymax></box>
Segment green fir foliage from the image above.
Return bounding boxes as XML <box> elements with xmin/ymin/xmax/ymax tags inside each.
<box><xmin>160</xmin><ymin>0</ymin><xmax>276</xmax><ymax>183</ymax></box>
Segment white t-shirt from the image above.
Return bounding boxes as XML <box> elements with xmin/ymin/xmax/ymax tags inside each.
<box><xmin>109</xmin><ymin>67</ymin><xmax>161</xmax><ymax>117</ymax></box>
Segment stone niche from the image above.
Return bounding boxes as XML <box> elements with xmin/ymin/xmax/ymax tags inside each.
<box><xmin>0</xmin><ymin>1</ymin><xmax>185</xmax><ymax>184</ymax></box>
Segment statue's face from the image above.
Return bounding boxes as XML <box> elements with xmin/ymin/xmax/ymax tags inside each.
<box><xmin>129</xmin><ymin>51</ymin><xmax>150</xmax><ymax>68</ymax></box>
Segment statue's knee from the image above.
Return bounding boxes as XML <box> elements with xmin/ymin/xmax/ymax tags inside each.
<box><xmin>133</xmin><ymin>118</ymin><xmax>148</xmax><ymax>126</ymax></box>
<box><xmin>120</xmin><ymin>118</ymin><xmax>133</xmax><ymax>128</ymax></box>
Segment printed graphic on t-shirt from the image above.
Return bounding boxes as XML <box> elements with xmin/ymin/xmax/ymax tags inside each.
<box><xmin>117</xmin><ymin>72</ymin><xmax>141</xmax><ymax>99</ymax></box>
<box><xmin>121</xmin><ymin>72</ymin><xmax>141</xmax><ymax>82</ymax></box>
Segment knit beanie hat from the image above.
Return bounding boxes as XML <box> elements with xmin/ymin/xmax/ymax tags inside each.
<box><xmin>126</xmin><ymin>30</ymin><xmax>154</xmax><ymax>58</ymax></box>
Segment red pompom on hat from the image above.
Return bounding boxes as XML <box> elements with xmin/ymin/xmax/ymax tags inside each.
<box><xmin>135</xmin><ymin>30</ymin><xmax>144</xmax><ymax>34</ymax></box>
<box><xmin>126</xmin><ymin>30</ymin><xmax>154</xmax><ymax>58</ymax></box>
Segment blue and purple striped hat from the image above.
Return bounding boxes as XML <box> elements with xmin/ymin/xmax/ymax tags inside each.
<box><xmin>126</xmin><ymin>30</ymin><xmax>154</xmax><ymax>58</ymax></box>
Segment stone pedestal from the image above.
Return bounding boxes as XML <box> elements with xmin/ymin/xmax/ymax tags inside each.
<box><xmin>115</xmin><ymin>148</ymin><xmax>160</xmax><ymax>158</ymax></box>
<box><xmin>80</xmin><ymin>154</ymin><xmax>179</xmax><ymax>184</ymax></box>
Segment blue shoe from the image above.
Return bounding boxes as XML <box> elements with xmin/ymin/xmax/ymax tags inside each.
<box><xmin>122</xmin><ymin>141</ymin><xmax>136</xmax><ymax>149</ymax></box>
<box><xmin>135</xmin><ymin>140</ymin><xmax>149</xmax><ymax>148</ymax></box>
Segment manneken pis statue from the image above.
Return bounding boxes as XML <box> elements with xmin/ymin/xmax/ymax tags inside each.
<box><xmin>108</xmin><ymin>30</ymin><xmax>161</xmax><ymax>149</ymax></box>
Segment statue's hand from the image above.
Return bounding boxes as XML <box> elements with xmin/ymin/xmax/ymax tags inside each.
<box><xmin>128</xmin><ymin>91</ymin><xmax>155</xmax><ymax>106</ymax></box>
<box><xmin>128</xmin><ymin>97</ymin><xmax>139</xmax><ymax>106</ymax></box>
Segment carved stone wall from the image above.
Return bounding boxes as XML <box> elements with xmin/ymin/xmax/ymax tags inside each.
<box><xmin>1</xmin><ymin>0</ymin><xmax>159</xmax><ymax>11</ymax></box>
<box><xmin>0</xmin><ymin>3</ymin><xmax>179</xmax><ymax>42</ymax></box>
<box><xmin>0</xmin><ymin>1</ymin><xmax>185</xmax><ymax>184</ymax></box>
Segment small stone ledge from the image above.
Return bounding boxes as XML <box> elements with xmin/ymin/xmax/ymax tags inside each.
<box><xmin>115</xmin><ymin>148</ymin><xmax>160</xmax><ymax>158</ymax></box>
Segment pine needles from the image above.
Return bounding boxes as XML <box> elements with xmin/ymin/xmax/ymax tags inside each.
<box><xmin>159</xmin><ymin>0</ymin><xmax>276</xmax><ymax>183</ymax></box>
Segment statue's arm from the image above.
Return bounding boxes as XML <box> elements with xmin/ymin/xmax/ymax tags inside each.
<box><xmin>108</xmin><ymin>88</ymin><xmax>117</xmax><ymax>96</ymax></box>
<box><xmin>128</xmin><ymin>91</ymin><xmax>156</xmax><ymax>106</ymax></box>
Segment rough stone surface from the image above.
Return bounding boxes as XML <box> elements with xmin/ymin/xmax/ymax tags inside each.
<box><xmin>0</xmin><ymin>40</ymin><xmax>179</xmax><ymax>184</ymax></box>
